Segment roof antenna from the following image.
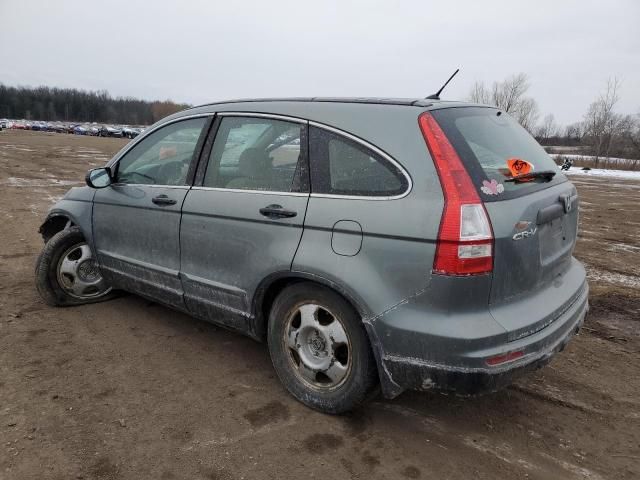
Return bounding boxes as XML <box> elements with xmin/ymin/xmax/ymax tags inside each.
<box><xmin>426</xmin><ymin>68</ymin><xmax>460</xmax><ymax>100</ymax></box>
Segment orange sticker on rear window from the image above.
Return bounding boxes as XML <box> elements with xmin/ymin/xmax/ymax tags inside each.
<box><xmin>507</xmin><ymin>158</ymin><xmax>532</xmax><ymax>177</ymax></box>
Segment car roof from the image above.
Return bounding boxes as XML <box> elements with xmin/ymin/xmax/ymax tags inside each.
<box><xmin>190</xmin><ymin>96</ymin><xmax>471</xmax><ymax>109</ymax></box>
<box><xmin>204</xmin><ymin>97</ymin><xmax>434</xmax><ymax>107</ymax></box>
<box><xmin>173</xmin><ymin>97</ymin><xmax>488</xmax><ymax>121</ymax></box>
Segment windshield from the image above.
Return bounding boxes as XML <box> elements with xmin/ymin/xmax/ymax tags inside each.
<box><xmin>431</xmin><ymin>107</ymin><xmax>566</xmax><ymax>200</ymax></box>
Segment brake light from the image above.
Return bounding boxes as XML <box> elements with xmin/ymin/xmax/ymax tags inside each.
<box><xmin>418</xmin><ymin>112</ymin><xmax>494</xmax><ymax>275</ymax></box>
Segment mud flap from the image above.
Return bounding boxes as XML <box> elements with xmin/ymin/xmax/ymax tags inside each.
<box><xmin>362</xmin><ymin>320</ymin><xmax>405</xmax><ymax>399</ymax></box>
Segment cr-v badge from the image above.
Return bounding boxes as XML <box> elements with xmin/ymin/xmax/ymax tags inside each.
<box><xmin>513</xmin><ymin>221</ymin><xmax>537</xmax><ymax>241</ymax></box>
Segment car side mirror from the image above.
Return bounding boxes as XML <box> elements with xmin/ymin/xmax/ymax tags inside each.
<box><xmin>85</xmin><ymin>167</ymin><xmax>112</xmax><ymax>189</ymax></box>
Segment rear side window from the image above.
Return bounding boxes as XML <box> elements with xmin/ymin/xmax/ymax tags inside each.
<box><xmin>309</xmin><ymin>126</ymin><xmax>408</xmax><ymax>197</ymax></box>
<box><xmin>431</xmin><ymin>107</ymin><xmax>566</xmax><ymax>200</ymax></box>
<box><xmin>203</xmin><ymin>116</ymin><xmax>305</xmax><ymax>192</ymax></box>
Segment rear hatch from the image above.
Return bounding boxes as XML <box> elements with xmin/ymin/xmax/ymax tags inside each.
<box><xmin>430</xmin><ymin>106</ymin><xmax>581</xmax><ymax>337</ymax></box>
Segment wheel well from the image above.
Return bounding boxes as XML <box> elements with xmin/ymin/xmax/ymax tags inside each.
<box><xmin>39</xmin><ymin>216</ymin><xmax>73</xmax><ymax>242</ymax></box>
<box><xmin>256</xmin><ymin>275</ymin><xmax>364</xmax><ymax>341</ymax></box>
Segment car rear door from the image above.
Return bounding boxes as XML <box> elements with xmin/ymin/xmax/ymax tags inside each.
<box><xmin>430</xmin><ymin>107</ymin><xmax>584</xmax><ymax>339</ymax></box>
<box><xmin>179</xmin><ymin>113</ymin><xmax>309</xmax><ymax>333</ymax></box>
<box><xmin>93</xmin><ymin>116</ymin><xmax>210</xmax><ymax>308</ymax></box>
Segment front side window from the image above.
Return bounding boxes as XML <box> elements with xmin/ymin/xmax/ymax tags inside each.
<box><xmin>309</xmin><ymin>127</ymin><xmax>408</xmax><ymax>197</ymax></box>
<box><xmin>116</xmin><ymin>117</ymin><xmax>207</xmax><ymax>186</ymax></box>
<box><xmin>203</xmin><ymin>116</ymin><xmax>304</xmax><ymax>192</ymax></box>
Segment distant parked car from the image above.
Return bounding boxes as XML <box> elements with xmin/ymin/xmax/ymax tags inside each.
<box><xmin>73</xmin><ymin>125</ymin><xmax>88</xmax><ymax>135</ymax></box>
<box><xmin>121</xmin><ymin>126</ymin><xmax>143</xmax><ymax>139</ymax></box>
<box><xmin>0</xmin><ymin>119</ymin><xmax>8</xmax><ymax>129</ymax></box>
<box><xmin>99</xmin><ymin>125</ymin><xmax>123</xmax><ymax>138</ymax></box>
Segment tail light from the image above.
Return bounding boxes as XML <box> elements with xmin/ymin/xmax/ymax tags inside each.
<box><xmin>418</xmin><ymin>112</ymin><xmax>494</xmax><ymax>276</ymax></box>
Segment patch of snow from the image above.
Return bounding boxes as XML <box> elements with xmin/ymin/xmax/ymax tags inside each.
<box><xmin>586</xmin><ymin>266</ymin><xmax>640</xmax><ymax>289</ymax></box>
<box><xmin>45</xmin><ymin>194</ymin><xmax>63</xmax><ymax>205</ymax></box>
<box><xmin>2</xmin><ymin>177</ymin><xmax>80</xmax><ymax>187</ymax></box>
<box><xmin>551</xmin><ymin>153</ymin><xmax>636</xmax><ymax>164</ymax></box>
<box><xmin>74</xmin><ymin>153</ymin><xmax>109</xmax><ymax>159</ymax></box>
<box><xmin>564</xmin><ymin>168</ymin><xmax>640</xmax><ymax>180</ymax></box>
<box><xmin>606</xmin><ymin>243</ymin><xmax>640</xmax><ymax>254</ymax></box>
<box><xmin>1</xmin><ymin>144</ymin><xmax>36</xmax><ymax>152</ymax></box>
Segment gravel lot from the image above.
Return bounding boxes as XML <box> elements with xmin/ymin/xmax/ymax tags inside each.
<box><xmin>1</xmin><ymin>130</ymin><xmax>639</xmax><ymax>480</ymax></box>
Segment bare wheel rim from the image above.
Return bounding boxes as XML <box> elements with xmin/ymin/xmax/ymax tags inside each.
<box><xmin>56</xmin><ymin>242</ymin><xmax>110</xmax><ymax>299</ymax></box>
<box><xmin>283</xmin><ymin>303</ymin><xmax>352</xmax><ymax>391</ymax></box>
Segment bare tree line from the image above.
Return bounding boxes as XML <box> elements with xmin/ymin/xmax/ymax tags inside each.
<box><xmin>0</xmin><ymin>84</ymin><xmax>191</xmax><ymax>125</ymax></box>
<box><xmin>469</xmin><ymin>73</ymin><xmax>540</xmax><ymax>132</ymax></box>
<box><xmin>579</xmin><ymin>78</ymin><xmax>640</xmax><ymax>165</ymax></box>
<box><xmin>468</xmin><ymin>74</ymin><xmax>640</xmax><ymax>163</ymax></box>
<box><xmin>2</xmin><ymin>79</ymin><xmax>638</xmax><ymax>163</ymax></box>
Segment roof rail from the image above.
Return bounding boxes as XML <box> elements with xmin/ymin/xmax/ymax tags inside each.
<box><xmin>185</xmin><ymin>97</ymin><xmax>439</xmax><ymax>111</ymax></box>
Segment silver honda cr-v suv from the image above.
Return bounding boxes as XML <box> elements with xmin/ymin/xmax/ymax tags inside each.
<box><xmin>35</xmin><ymin>98</ymin><xmax>589</xmax><ymax>413</ymax></box>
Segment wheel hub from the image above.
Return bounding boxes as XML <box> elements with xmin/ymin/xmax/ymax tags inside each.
<box><xmin>285</xmin><ymin>303</ymin><xmax>351</xmax><ymax>389</ymax></box>
<box><xmin>308</xmin><ymin>330</ymin><xmax>328</xmax><ymax>357</ymax></box>
<box><xmin>77</xmin><ymin>259</ymin><xmax>100</xmax><ymax>282</ymax></box>
<box><xmin>56</xmin><ymin>242</ymin><xmax>110</xmax><ymax>299</ymax></box>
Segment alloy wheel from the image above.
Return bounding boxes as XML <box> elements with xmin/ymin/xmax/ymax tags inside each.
<box><xmin>284</xmin><ymin>303</ymin><xmax>352</xmax><ymax>390</ymax></box>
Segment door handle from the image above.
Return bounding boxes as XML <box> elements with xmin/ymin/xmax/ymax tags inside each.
<box><xmin>259</xmin><ymin>204</ymin><xmax>297</xmax><ymax>219</ymax></box>
<box><xmin>152</xmin><ymin>194</ymin><xmax>177</xmax><ymax>206</ymax></box>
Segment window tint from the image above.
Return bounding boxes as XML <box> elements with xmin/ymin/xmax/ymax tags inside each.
<box><xmin>117</xmin><ymin>117</ymin><xmax>206</xmax><ymax>186</ymax></box>
<box><xmin>431</xmin><ymin>107</ymin><xmax>566</xmax><ymax>200</ymax></box>
<box><xmin>309</xmin><ymin>127</ymin><xmax>407</xmax><ymax>197</ymax></box>
<box><xmin>204</xmin><ymin>117</ymin><xmax>304</xmax><ymax>192</ymax></box>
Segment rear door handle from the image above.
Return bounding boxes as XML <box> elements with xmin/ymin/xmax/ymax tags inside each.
<box><xmin>152</xmin><ymin>194</ymin><xmax>177</xmax><ymax>206</ymax></box>
<box><xmin>259</xmin><ymin>204</ymin><xmax>297</xmax><ymax>219</ymax></box>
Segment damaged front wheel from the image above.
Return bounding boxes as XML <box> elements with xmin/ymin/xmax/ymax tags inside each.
<box><xmin>35</xmin><ymin>226</ymin><xmax>114</xmax><ymax>306</ymax></box>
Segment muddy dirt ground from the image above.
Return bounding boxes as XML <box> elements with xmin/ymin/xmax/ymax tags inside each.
<box><xmin>1</xmin><ymin>130</ymin><xmax>638</xmax><ymax>480</ymax></box>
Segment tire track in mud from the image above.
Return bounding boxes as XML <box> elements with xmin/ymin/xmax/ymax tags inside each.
<box><xmin>372</xmin><ymin>402</ymin><xmax>606</xmax><ymax>480</ymax></box>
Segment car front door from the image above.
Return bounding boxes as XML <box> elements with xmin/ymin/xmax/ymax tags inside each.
<box><xmin>180</xmin><ymin>113</ymin><xmax>309</xmax><ymax>333</ymax></box>
<box><xmin>93</xmin><ymin>116</ymin><xmax>210</xmax><ymax>308</ymax></box>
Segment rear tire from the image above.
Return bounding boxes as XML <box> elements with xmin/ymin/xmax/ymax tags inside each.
<box><xmin>268</xmin><ymin>282</ymin><xmax>378</xmax><ymax>414</ymax></box>
<box><xmin>35</xmin><ymin>227</ymin><xmax>115</xmax><ymax>306</ymax></box>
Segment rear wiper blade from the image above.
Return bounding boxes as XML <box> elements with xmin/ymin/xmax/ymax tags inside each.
<box><xmin>505</xmin><ymin>170</ymin><xmax>557</xmax><ymax>183</ymax></box>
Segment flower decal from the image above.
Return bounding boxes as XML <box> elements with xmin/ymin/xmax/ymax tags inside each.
<box><xmin>480</xmin><ymin>179</ymin><xmax>504</xmax><ymax>196</ymax></box>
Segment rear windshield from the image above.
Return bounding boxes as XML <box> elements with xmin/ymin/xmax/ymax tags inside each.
<box><xmin>431</xmin><ymin>107</ymin><xmax>566</xmax><ymax>201</ymax></box>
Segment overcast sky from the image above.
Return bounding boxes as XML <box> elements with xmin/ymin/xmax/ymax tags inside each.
<box><xmin>1</xmin><ymin>0</ymin><xmax>638</xmax><ymax>125</ymax></box>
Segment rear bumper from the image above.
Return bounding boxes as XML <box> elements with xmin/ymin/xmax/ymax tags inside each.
<box><xmin>371</xmin><ymin>260</ymin><xmax>589</xmax><ymax>398</ymax></box>
<box><xmin>384</xmin><ymin>294</ymin><xmax>586</xmax><ymax>395</ymax></box>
